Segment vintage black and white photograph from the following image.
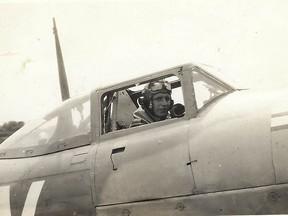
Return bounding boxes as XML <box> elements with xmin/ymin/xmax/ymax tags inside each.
<box><xmin>0</xmin><ymin>0</ymin><xmax>288</xmax><ymax>215</ymax></box>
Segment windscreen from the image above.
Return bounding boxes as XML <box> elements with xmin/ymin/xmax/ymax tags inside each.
<box><xmin>0</xmin><ymin>95</ymin><xmax>90</xmax><ymax>150</ymax></box>
<box><xmin>192</xmin><ymin>70</ymin><xmax>233</xmax><ymax>110</ymax></box>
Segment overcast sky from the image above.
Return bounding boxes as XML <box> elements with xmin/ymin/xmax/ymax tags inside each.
<box><xmin>1</xmin><ymin>0</ymin><xmax>288</xmax><ymax>124</ymax></box>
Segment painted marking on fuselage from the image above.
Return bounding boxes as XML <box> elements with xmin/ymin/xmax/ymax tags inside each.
<box><xmin>21</xmin><ymin>180</ymin><xmax>45</xmax><ymax>216</ymax></box>
<box><xmin>0</xmin><ymin>185</ymin><xmax>11</xmax><ymax>216</ymax></box>
<box><xmin>0</xmin><ymin>180</ymin><xmax>45</xmax><ymax>216</ymax></box>
<box><xmin>271</xmin><ymin>112</ymin><xmax>288</xmax><ymax>131</ymax></box>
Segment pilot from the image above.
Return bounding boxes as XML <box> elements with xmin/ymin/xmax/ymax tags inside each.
<box><xmin>130</xmin><ymin>80</ymin><xmax>173</xmax><ymax>127</ymax></box>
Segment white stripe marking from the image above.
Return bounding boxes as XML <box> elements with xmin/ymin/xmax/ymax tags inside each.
<box><xmin>0</xmin><ymin>185</ymin><xmax>11</xmax><ymax>216</ymax></box>
<box><xmin>21</xmin><ymin>180</ymin><xmax>45</xmax><ymax>216</ymax></box>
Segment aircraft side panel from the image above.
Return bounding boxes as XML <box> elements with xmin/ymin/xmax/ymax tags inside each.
<box><xmin>35</xmin><ymin>171</ymin><xmax>94</xmax><ymax>216</ymax></box>
<box><xmin>188</xmin><ymin>91</ymin><xmax>275</xmax><ymax>193</ymax></box>
<box><xmin>95</xmin><ymin>184</ymin><xmax>288</xmax><ymax>215</ymax></box>
<box><xmin>0</xmin><ymin>145</ymin><xmax>95</xmax><ymax>216</ymax></box>
<box><xmin>94</xmin><ymin>119</ymin><xmax>195</xmax><ymax>206</ymax></box>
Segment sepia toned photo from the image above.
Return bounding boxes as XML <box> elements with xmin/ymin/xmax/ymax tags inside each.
<box><xmin>0</xmin><ymin>0</ymin><xmax>288</xmax><ymax>215</ymax></box>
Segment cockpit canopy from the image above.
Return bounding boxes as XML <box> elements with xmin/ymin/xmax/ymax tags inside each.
<box><xmin>0</xmin><ymin>94</ymin><xmax>90</xmax><ymax>150</ymax></box>
<box><xmin>0</xmin><ymin>64</ymin><xmax>235</xmax><ymax>158</ymax></box>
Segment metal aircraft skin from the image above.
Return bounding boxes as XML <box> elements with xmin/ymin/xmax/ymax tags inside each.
<box><xmin>0</xmin><ymin>63</ymin><xmax>288</xmax><ymax>215</ymax></box>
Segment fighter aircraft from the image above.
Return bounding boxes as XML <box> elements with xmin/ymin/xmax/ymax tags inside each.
<box><xmin>1</xmin><ymin>22</ymin><xmax>288</xmax><ymax>216</ymax></box>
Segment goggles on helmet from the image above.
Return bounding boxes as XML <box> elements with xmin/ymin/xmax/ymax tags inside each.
<box><xmin>146</xmin><ymin>80</ymin><xmax>171</xmax><ymax>92</ymax></box>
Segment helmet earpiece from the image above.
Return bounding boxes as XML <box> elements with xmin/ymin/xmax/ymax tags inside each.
<box><xmin>138</xmin><ymin>97</ymin><xmax>144</xmax><ymax>105</ymax></box>
<box><xmin>138</xmin><ymin>96</ymin><xmax>151</xmax><ymax>109</ymax></box>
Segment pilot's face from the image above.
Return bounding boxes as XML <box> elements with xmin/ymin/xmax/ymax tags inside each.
<box><xmin>152</xmin><ymin>92</ymin><xmax>171</xmax><ymax>118</ymax></box>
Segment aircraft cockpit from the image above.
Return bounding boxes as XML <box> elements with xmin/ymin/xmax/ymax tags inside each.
<box><xmin>101</xmin><ymin>74</ymin><xmax>185</xmax><ymax>134</ymax></box>
<box><xmin>100</xmin><ymin>66</ymin><xmax>233</xmax><ymax>134</ymax></box>
<box><xmin>0</xmin><ymin>65</ymin><xmax>234</xmax><ymax>159</ymax></box>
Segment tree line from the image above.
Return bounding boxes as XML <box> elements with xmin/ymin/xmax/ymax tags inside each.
<box><xmin>0</xmin><ymin>121</ymin><xmax>25</xmax><ymax>144</ymax></box>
